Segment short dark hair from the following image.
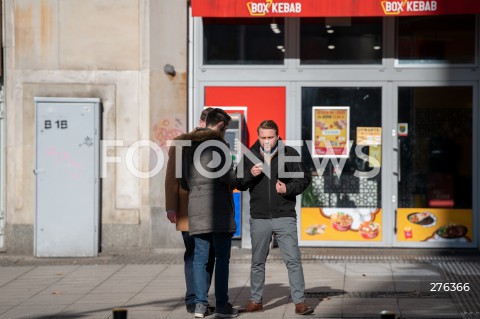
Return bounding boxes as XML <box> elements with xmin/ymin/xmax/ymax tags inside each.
<box><xmin>257</xmin><ymin>120</ymin><xmax>279</xmax><ymax>135</ymax></box>
<box><xmin>206</xmin><ymin>108</ymin><xmax>232</xmax><ymax>128</ymax></box>
<box><xmin>200</xmin><ymin>107</ymin><xmax>214</xmax><ymax>122</ymax></box>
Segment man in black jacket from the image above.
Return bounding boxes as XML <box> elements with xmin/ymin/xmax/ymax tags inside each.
<box><xmin>237</xmin><ymin>120</ymin><xmax>314</xmax><ymax>315</ymax></box>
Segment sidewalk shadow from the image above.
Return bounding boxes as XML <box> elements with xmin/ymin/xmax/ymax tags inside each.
<box><xmin>233</xmin><ymin>283</ymin><xmax>346</xmax><ymax>312</ymax></box>
<box><xmin>26</xmin><ymin>297</ymin><xmax>187</xmax><ymax>319</ymax></box>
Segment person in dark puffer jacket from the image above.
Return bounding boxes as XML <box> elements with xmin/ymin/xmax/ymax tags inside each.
<box><xmin>181</xmin><ymin>108</ymin><xmax>239</xmax><ymax>318</ymax></box>
<box><xmin>236</xmin><ymin>120</ymin><xmax>314</xmax><ymax>316</ymax></box>
<box><xmin>164</xmin><ymin>108</ymin><xmax>215</xmax><ymax>314</ymax></box>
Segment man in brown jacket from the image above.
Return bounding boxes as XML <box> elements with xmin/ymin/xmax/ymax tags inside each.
<box><xmin>165</xmin><ymin>108</ymin><xmax>215</xmax><ymax>314</ymax></box>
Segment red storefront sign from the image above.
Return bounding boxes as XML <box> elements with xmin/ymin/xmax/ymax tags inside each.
<box><xmin>192</xmin><ymin>0</ymin><xmax>480</xmax><ymax>17</ymax></box>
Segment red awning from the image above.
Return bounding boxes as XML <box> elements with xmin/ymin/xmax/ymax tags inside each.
<box><xmin>192</xmin><ymin>0</ymin><xmax>480</xmax><ymax>17</ymax></box>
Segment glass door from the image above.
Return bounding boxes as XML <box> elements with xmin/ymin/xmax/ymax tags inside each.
<box><xmin>298</xmin><ymin>85</ymin><xmax>385</xmax><ymax>246</ymax></box>
<box><xmin>394</xmin><ymin>85</ymin><xmax>476</xmax><ymax>247</ymax></box>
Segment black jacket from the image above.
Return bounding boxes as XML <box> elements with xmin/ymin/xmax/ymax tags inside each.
<box><xmin>236</xmin><ymin>139</ymin><xmax>311</xmax><ymax>219</ymax></box>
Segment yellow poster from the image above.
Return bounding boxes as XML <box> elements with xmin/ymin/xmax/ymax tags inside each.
<box><xmin>397</xmin><ymin>208</ymin><xmax>473</xmax><ymax>242</ymax></box>
<box><xmin>300</xmin><ymin>207</ymin><xmax>382</xmax><ymax>242</ymax></box>
<box><xmin>369</xmin><ymin>145</ymin><xmax>382</xmax><ymax>168</ymax></box>
<box><xmin>356</xmin><ymin>127</ymin><xmax>382</xmax><ymax>145</ymax></box>
<box><xmin>312</xmin><ymin>107</ymin><xmax>349</xmax><ymax>158</ymax></box>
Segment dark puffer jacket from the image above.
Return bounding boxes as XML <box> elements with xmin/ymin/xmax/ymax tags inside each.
<box><xmin>180</xmin><ymin>128</ymin><xmax>237</xmax><ymax>236</ymax></box>
<box><xmin>236</xmin><ymin>139</ymin><xmax>311</xmax><ymax>219</ymax></box>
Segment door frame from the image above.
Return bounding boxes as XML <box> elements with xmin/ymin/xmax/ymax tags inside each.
<box><xmin>34</xmin><ymin>97</ymin><xmax>100</xmax><ymax>257</ymax></box>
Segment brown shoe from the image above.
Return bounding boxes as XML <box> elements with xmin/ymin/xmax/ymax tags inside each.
<box><xmin>243</xmin><ymin>301</ymin><xmax>263</xmax><ymax>312</ymax></box>
<box><xmin>295</xmin><ymin>303</ymin><xmax>314</xmax><ymax>315</ymax></box>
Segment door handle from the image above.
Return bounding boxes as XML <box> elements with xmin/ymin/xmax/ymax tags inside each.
<box><xmin>33</xmin><ymin>169</ymin><xmax>46</xmax><ymax>175</ymax></box>
<box><xmin>393</xmin><ymin>139</ymin><xmax>401</xmax><ymax>183</ymax></box>
<box><xmin>396</xmin><ymin>139</ymin><xmax>401</xmax><ymax>183</ymax></box>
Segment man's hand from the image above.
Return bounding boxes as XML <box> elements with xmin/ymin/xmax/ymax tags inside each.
<box><xmin>251</xmin><ymin>163</ymin><xmax>263</xmax><ymax>177</ymax></box>
<box><xmin>276</xmin><ymin>180</ymin><xmax>287</xmax><ymax>195</ymax></box>
<box><xmin>167</xmin><ymin>211</ymin><xmax>178</xmax><ymax>224</ymax></box>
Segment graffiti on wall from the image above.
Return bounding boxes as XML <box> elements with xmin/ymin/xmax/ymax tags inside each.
<box><xmin>152</xmin><ymin>116</ymin><xmax>186</xmax><ymax>148</ymax></box>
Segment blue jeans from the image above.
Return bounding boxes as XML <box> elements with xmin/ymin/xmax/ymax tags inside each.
<box><xmin>182</xmin><ymin>231</ymin><xmax>215</xmax><ymax>306</ymax></box>
<box><xmin>193</xmin><ymin>232</ymin><xmax>233</xmax><ymax>308</ymax></box>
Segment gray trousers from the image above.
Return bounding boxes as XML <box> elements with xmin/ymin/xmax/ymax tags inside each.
<box><xmin>249</xmin><ymin>217</ymin><xmax>306</xmax><ymax>304</ymax></box>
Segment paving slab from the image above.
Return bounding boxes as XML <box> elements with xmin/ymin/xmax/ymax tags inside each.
<box><xmin>0</xmin><ymin>249</ymin><xmax>479</xmax><ymax>318</ymax></box>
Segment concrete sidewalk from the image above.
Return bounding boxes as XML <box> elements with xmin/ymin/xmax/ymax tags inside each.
<box><xmin>0</xmin><ymin>249</ymin><xmax>478</xmax><ymax>319</ymax></box>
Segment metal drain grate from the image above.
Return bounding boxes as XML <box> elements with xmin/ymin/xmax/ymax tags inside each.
<box><xmin>437</xmin><ymin>261</ymin><xmax>480</xmax><ymax>319</ymax></box>
<box><xmin>299</xmin><ymin>254</ymin><xmax>480</xmax><ymax>263</ymax></box>
<box><xmin>305</xmin><ymin>291</ymin><xmax>451</xmax><ymax>299</ymax></box>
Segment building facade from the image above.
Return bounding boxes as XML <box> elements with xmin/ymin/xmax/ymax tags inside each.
<box><xmin>190</xmin><ymin>0</ymin><xmax>480</xmax><ymax>249</ymax></box>
<box><xmin>1</xmin><ymin>0</ymin><xmax>190</xmax><ymax>254</ymax></box>
<box><xmin>1</xmin><ymin>0</ymin><xmax>480</xmax><ymax>255</ymax></box>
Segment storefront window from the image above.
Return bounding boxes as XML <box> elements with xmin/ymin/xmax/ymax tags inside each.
<box><xmin>301</xmin><ymin>87</ymin><xmax>382</xmax><ymax>208</ymax></box>
<box><xmin>203</xmin><ymin>18</ymin><xmax>285</xmax><ymax>65</ymax></box>
<box><xmin>397</xmin><ymin>15</ymin><xmax>475</xmax><ymax>65</ymax></box>
<box><xmin>299</xmin><ymin>87</ymin><xmax>382</xmax><ymax>242</ymax></box>
<box><xmin>398</xmin><ymin>87</ymin><xmax>472</xmax><ymax>209</ymax></box>
<box><xmin>395</xmin><ymin>87</ymin><xmax>473</xmax><ymax>244</ymax></box>
<box><xmin>300</xmin><ymin>18</ymin><xmax>383</xmax><ymax>65</ymax></box>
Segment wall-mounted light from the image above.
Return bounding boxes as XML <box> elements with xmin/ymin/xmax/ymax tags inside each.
<box><xmin>164</xmin><ymin>64</ymin><xmax>176</xmax><ymax>77</ymax></box>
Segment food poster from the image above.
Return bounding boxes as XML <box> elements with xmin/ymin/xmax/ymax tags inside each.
<box><xmin>397</xmin><ymin>208</ymin><xmax>473</xmax><ymax>243</ymax></box>
<box><xmin>312</xmin><ymin>107</ymin><xmax>349</xmax><ymax>158</ymax></box>
<box><xmin>300</xmin><ymin>208</ymin><xmax>382</xmax><ymax>242</ymax></box>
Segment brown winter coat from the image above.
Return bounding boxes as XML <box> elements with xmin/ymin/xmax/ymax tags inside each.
<box><xmin>165</xmin><ymin>135</ymin><xmax>190</xmax><ymax>231</ymax></box>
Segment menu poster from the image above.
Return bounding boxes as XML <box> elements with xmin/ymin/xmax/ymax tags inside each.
<box><xmin>312</xmin><ymin>107</ymin><xmax>350</xmax><ymax>158</ymax></box>
<box><xmin>357</xmin><ymin>127</ymin><xmax>382</xmax><ymax>146</ymax></box>
<box><xmin>397</xmin><ymin>208</ymin><xmax>473</xmax><ymax>243</ymax></box>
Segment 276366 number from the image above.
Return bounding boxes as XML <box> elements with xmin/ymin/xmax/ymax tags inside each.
<box><xmin>430</xmin><ymin>283</ymin><xmax>470</xmax><ymax>292</ymax></box>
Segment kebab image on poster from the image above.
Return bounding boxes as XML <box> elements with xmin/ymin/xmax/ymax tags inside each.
<box><xmin>312</xmin><ymin>106</ymin><xmax>350</xmax><ymax>158</ymax></box>
<box><xmin>397</xmin><ymin>208</ymin><xmax>473</xmax><ymax>243</ymax></box>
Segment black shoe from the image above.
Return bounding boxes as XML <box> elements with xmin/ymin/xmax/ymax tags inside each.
<box><xmin>215</xmin><ymin>302</ymin><xmax>239</xmax><ymax>318</ymax></box>
<box><xmin>207</xmin><ymin>304</ymin><xmax>216</xmax><ymax>313</ymax></box>
<box><xmin>186</xmin><ymin>304</ymin><xmax>196</xmax><ymax>313</ymax></box>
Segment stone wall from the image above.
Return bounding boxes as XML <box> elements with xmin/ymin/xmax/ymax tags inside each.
<box><xmin>2</xmin><ymin>0</ymin><xmax>187</xmax><ymax>254</ymax></box>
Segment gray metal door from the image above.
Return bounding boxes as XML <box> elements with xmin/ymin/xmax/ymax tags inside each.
<box><xmin>34</xmin><ymin>97</ymin><xmax>100</xmax><ymax>257</ymax></box>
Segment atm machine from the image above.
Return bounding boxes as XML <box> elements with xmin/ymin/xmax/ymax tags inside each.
<box><xmin>223</xmin><ymin>113</ymin><xmax>246</xmax><ymax>238</ymax></box>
